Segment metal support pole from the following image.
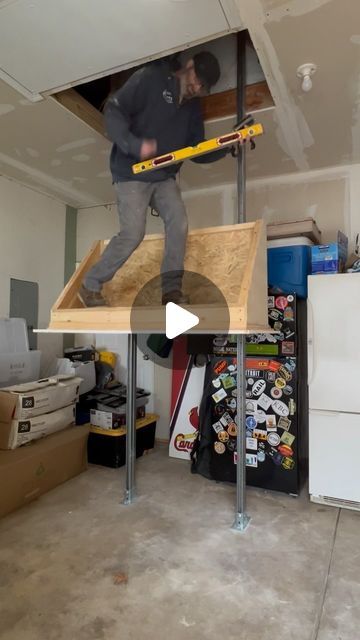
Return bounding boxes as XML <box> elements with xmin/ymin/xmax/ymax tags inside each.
<box><xmin>123</xmin><ymin>333</ymin><xmax>137</xmax><ymax>505</ymax></box>
<box><xmin>233</xmin><ymin>30</ymin><xmax>250</xmax><ymax>532</ymax></box>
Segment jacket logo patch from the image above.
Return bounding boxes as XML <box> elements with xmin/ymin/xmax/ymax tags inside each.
<box><xmin>162</xmin><ymin>89</ymin><xmax>173</xmax><ymax>104</ymax></box>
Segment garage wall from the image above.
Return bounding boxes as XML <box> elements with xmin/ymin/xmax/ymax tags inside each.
<box><xmin>76</xmin><ymin>163</ymin><xmax>360</xmax><ymax>441</ymax></box>
<box><xmin>181</xmin><ymin>164</ymin><xmax>360</xmax><ymax>246</ymax></box>
<box><xmin>0</xmin><ymin>175</ymin><xmax>66</xmax><ymax>373</ymax></box>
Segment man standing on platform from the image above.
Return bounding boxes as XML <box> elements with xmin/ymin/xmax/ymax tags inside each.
<box><xmin>79</xmin><ymin>51</ymin><xmax>229</xmax><ymax>308</ymax></box>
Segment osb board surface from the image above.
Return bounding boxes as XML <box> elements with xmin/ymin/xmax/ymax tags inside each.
<box><xmin>66</xmin><ymin>225</ymin><xmax>254</xmax><ymax>310</ymax></box>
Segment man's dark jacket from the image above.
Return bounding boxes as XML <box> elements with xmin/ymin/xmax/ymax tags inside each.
<box><xmin>104</xmin><ymin>60</ymin><xmax>226</xmax><ymax>183</ymax></box>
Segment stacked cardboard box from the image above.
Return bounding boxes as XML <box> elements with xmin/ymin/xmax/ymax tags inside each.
<box><xmin>0</xmin><ymin>375</ymin><xmax>82</xmax><ymax>449</ymax></box>
<box><xmin>0</xmin><ymin>375</ymin><xmax>88</xmax><ymax>518</ymax></box>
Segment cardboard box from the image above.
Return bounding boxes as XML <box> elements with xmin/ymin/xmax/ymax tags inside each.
<box><xmin>0</xmin><ymin>425</ymin><xmax>89</xmax><ymax>519</ymax></box>
<box><xmin>267</xmin><ymin>218</ymin><xmax>322</xmax><ymax>244</ymax></box>
<box><xmin>0</xmin><ymin>403</ymin><xmax>76</xmax><ymax>450</ymax></box>
<box><xmin>311</xmin><ymin>231</ymin><xmax>348</xmax><ymax>274</ymax></box>
<box><xmin>90</xmin><ymin>405</ymin><xmax>146</xmax><ymax>430</ymax></box>
<box><xmin>0</xmin><ymin>375</ymin><xmax>82</xmax><ymax>420</ymax></box>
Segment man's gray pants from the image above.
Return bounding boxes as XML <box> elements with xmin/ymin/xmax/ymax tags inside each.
<box><xmin>84</xmin><ymin>178</ymin><xmax>188</xmax><ymax>295</ymax></box>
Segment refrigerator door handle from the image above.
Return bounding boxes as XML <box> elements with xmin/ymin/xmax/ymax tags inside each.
<box><xmin>310</xmin><ymin>409</ymin><xmax>341</xmax><ymax>418</ymax></box>
<box><xmin>307</xmin><ymin>298</ymin><xmax>315</xmax><ymax>385</ymax></box>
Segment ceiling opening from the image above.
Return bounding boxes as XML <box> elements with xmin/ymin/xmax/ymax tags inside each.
<box><xmin>53</xmin><ymin>31</ymin><xmax>274</xmax><ymax>139</ymax></box>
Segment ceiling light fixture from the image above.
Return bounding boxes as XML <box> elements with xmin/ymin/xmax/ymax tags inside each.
<box><xmin>296</xmin><ymin>63</ymin><xmax>317</xmax><ymax>92</ymax></box>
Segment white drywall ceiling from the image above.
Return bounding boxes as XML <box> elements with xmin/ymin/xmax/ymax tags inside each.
<box><xmin>0</xmin><ymin>0</ymin><xmax>242</xmax><ymax>100</ymax></box>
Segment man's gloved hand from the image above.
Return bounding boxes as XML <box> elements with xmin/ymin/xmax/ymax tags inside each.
<box><xmin>140</xmin><ymin>139</ymin><xmax>157</xmax><ymax>160</ymax></box>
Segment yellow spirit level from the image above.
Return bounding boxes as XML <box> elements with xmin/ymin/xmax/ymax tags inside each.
<box><xmin>132</xmin><ymin>122</ymin><xmax>263</xmax><ymax>175</ymax></box>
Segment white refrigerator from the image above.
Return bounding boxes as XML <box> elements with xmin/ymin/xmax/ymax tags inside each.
<box><xmin>308</xmin><ymin>273</ymin><xmax>360</xmax><ymax>510</ymax></box>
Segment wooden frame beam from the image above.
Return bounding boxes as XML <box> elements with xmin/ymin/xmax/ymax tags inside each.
<box><xmin>53</xmin><ymin>80</ymin><xmax>273</xmax><ymax>139</ymax></box>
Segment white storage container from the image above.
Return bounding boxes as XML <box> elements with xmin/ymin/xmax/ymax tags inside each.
<box><xmin>0</xmin><ymin>351</ymin><xmax>41</xmax><ymax>388</ymax></box>
<box><xmin>0</xmin><ymin>318</ymin><xmax>29</xmax><ymax>353</ymax></box>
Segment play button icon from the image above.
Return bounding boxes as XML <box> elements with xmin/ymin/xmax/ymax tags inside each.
<box><xmin>130</xmin><ymin>269</ymin><xmax>230</xmax><ymax>369</ymax></box>
<box><xmin>165</xmin><ymin>302</ymin><xmax>199</xmax><ymax>339</ymax></box>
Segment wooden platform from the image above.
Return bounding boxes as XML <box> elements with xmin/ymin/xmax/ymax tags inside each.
<box><xmin>47</xmin><ymin>221</ymin><xmax>270</xmax><ymax>334</ymax></box>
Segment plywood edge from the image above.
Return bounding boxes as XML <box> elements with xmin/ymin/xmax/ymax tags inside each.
<box><xmin>53</xmin><ymin>240</ymin><xmax>104</xmax><ymax>311</ymax></box>
<box><xmin>238</xmin><ymin>220</ymin><xmax>263</xmax><ymax>310</ymax></box>
<box><xmin>244</xmin><ymin>221</ymin><xmax>270</xmax><ymax>332</ymax></box>
<box><xmin>101</xmin><ymin>222</ymin><xmax>257</xmax><ymax>246</ymax></box>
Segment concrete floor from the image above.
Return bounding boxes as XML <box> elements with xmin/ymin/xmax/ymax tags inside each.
<box><xmin>0</xmin><ymin>445</ymin><xmax>359</xmax><ymax>640</ymax></box>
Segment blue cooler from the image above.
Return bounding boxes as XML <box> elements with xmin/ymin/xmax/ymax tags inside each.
<box><xmin>267</xmin><ymin>237</ymin><xmax>313</xmax><ymax>298</ymax></box>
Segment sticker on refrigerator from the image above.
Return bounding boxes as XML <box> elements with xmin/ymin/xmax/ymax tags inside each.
<box><xmin>269</xmin><ymin>360</ymin><xmax>281</xmax><ymax>372</ymax></box>
<box><xmin>278</xmin><ymin>416</ymin><xmax>292</xmax><ymax>431</ymax></box>
<box><xmin>228</xmin><ymin>422</ymin><xmax>237</xmax><ymax>437</ymax></box>
<box><xmin>283</xmin><ymin>307</ymin><xmax>294</xmax><ymax>321</ymax></box>
<box><xmin>278</xmin><ymin>444</ymin><xmax>294</xmax><ymax>457</ymax></box>
<box><xmin>265</xmin><ymin>371</ymin><xmax>276</xmax><ymax>383</ymax></box>
<box><xmin>246</xmin><ymin>416</ymin><xmax>257</xmax><ymax>431</ymax></box>
<box><xmin>255</xmin><ymin>410</ymin><xmax>267</xmax><ymax>424</ymax></box>
<box><xmin>247</xmin><ymin>378</ymin><xmax>254</xmax><ymax>386</ymax></box>
<box><xmin>267</xmin><ymin>432</ymin><xmax>280</xmax><ymax>447</ymax></box>
<box><xmin>212</xmin><ymin>377</ymin><xmax>222</xmax><ymax>389</ymax></box>
<box><xmin>253</xmin><ymin>428</ymin><xmax>267</xmax><ymax>441</ymax></box>
<box><xmin>212</xmin><ymin>388</ymin><xmax>227</xmax><ymax>403</ymax></box>
<box><xmin>215</xmin><ymin>404</ymin><xmax>226</xmax><ymax>417</ymax></box>
<box><xmin>257</xmin><ymin>450</ymin><xmax>266</xmax><ymax>463</ymax></box>
<box><xmin>271</xmin><ymin>387</ymin><xmax>283</xmax><ymax>399</ymax></box>
<box><xmin>283</xmin><ymin>385</ymin><xmax>293</xmax><ymax>396</ymax></box>
<box><xmin>268</xmin><ymin>296</ymin><xmax>275</xmax><ymax>308</ymax></box>
<box><xmin>246</xmin><ymin>437</ymin><xmax>258</xmax><ymax>451</ymax></box>
<box><xmin>288</xmin><ymin>399</ymin><xmax>296</xmax><ymax>415</ymax></box>
<box><xmin>246</xmin><ymin>400</ymin><xmax>257</xmax><ymax>415</ymax></box>
<box><xmin>225</xmin><ymin>397</ymin><xmax>237</xmax><ymax>412</ymax></box>
<box><xmin>227</xmin><ymin>439</ymin><xmax>236</xmax><ymax>453</ymax></box>
<box><xmin>269</xmin><ymin>309</ymin><xmax>283</xmax><ymax>321</ymax></box>
<box><xmin>281</xmin><ymin>431</ymin><xmax>295</xmax><ymax>446</ymax></box>
<box><xmin>279</xmin><ymin>365</ymin><xmax>292</xmax><ymax>381</ymax></box>
<box><xmin>272</xmin><ymin>399</ymin><xmax>290</xmax><ymax>417</ymax></box>
<box><xmin>287</xmin><ymin>295</ymin><xmax>294</xmax><ymax>302</ymax></box>
<box><xmin>252</xmin><ymin>379</ymin><xmax>266</xmax><ymax>397</ymax></box>
<box><xmin>245</xmin><ymin>453</ymin><xmax>258</xmax><ymax>468</ymax></box>
<box><xmin>218</xmin><ymin>430</ymin><xmax>229</xmax><ymax>443</ymax></box>
<box><xmin>212</xmin><ymin>421</ymin><xmax>224</xmax><ymax>434</ymax></box>
<box><xmin>275</xmin><ymin>296</ymin><xmax>288</xmax><ymax>310</ymax></box>
<box><xmin>273</xmin><ymin>321</ymin><xmax>283</xmax><ymax>332</ymax></box>
<box><xmin>266</xmin><ymin>414</ymin><xmax>277</xmax><ymax>430</ymax></box>
<box><xmin>214</xmin><ymin>442</ymin><xmax>226</xmax><ymax>454</ymax></box>
<box><xmin>223</xmin><ymin>376</ymin><xmax>236</xmax><ymax>390</ymax></box>
<box><xmin>284</xmin><ymin>359</ymin><xmax>296</xmax><ymax>373</ymax></box>
<box><xmin>213</xmin><ymin>360</ymin><xmax>228</xmax><ymax>375</ymax></box>
<box><xmin>275</xmin><ymin>377</ymin><xmax>286</xmax><ymax>389</ymax></box>
<box><xmin>282</xmin><ymin>342</ymin><xmax>295</xmax><ymax>355</ymax></box>
<box><xmin>245</xmin><ymin>369</ymin><xmax>264</xmax><ymax>379</ymax></box>
<box><xmin>220</xmin><ymin>412</ymin><xmax>233</xmax><ymax>427</ymax></box>
<box><xmin>282</xmin><ymin>456</ymin><xmax>295</xmax><ymax>470</ymax></box>
<box><xmin>257</xmin><ymin>393</ymin><xmax>272</xmax><ymax>411</ymax></box>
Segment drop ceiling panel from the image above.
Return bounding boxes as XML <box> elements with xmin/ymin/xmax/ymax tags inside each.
<box><xmin>0</xmin><ymin>0</ymin><xmax>236</xmax><ymax>99</ymax></box>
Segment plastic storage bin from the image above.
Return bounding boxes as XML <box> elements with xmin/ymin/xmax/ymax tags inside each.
<box><xmin>267</xmin><ymin>237</ymin><xmax>313</xmax><ymax>298</ymax></box>
<box><xmin>87</xmin><ymin>414</ymin><xmax>157</xmax><ymax>468</ymax></box>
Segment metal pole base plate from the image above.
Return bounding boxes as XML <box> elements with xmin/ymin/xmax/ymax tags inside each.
<box><xmin>123</xmin><ymin>489</ymin><xmax>135</xmax><ymax>505</ymax></box>
<box><xmin>232</xmin><ymin>512</ymin><xmax>251</xmax><ymax>532</ymax></box>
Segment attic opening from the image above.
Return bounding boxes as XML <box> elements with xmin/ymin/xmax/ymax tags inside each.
<box><xmin>53</xmin><ymin>31</ymin><xmax>274</xmax><ymax>139</ymax></box>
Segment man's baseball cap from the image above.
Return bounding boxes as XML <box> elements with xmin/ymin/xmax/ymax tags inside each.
<box><xmin>193</xmin><ymin>51</ymin><xmax>221</xmax><ymax>91</ymax></box>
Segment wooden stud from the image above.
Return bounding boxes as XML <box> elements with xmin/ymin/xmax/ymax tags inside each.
<box><xmin>53</xmin><ymin>89</ymin><xmax>105</xmax><ymax>137</ymax></box>
<box><xmin>200</xmin><ymin>81</ymin><xmax>274</xmax><ymax>121</ymax></box>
